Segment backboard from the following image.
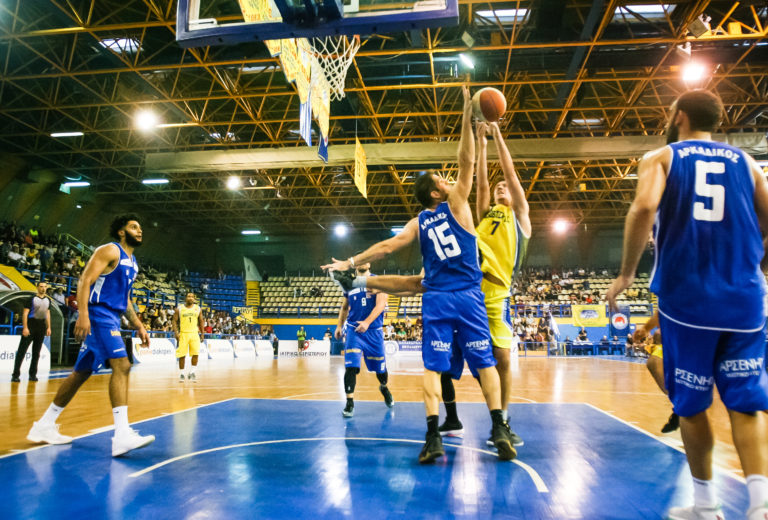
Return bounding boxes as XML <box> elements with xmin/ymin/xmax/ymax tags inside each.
<box><xmin>176</xmin><ymin>0</ymin><xmax>460</xmax><ymax>48</ymax></box>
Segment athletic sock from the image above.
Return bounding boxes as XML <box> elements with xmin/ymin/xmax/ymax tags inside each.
<box><xmin>692</xmin><ymin>477</ymin><xmax>718</xmax><ymax>508</ymax></box>
<box><xmin>113</xmin><ymin>406</ymin><xmax>130</xmax><ymax>436</ymax></box>
<box><xmin>490</xmin><ymin>409</ymin><xmax>505</xmax><ymax>426</ymax></box>
<box><xmin>40</xmin><ymin>403</ymin><xmax>64</xmax><ymax>425</ymax></box>
<box><xmin>746</xmin><ymin>474</ymin><xmax>768</xmax><ymax>509</ymax></box>
<box><xmin>426</xmin><ymin>415</ymin><xmax>439</xmax><ymax>434</ymax></box>
<box><xmin>444</xmin><ymin>401</ymin><xmax>459</xmax><ymax>423</ymax></box>
<box><xmin>188</xmin><ymin>367</ymin><xmax>196</xmax><ymax>376</ymax></box>
<box><xmin>502</xmin><ymin>409</ymin><xmax>509</xmax><ymax>422</ymax></box>
<box><xmin>346</xmin><ymin>397</ymin><xmax>354</xmax><ymax>407</ymax></box>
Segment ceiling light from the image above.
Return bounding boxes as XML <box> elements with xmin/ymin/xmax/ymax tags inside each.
<box><xmin>226</xmin><ymin>176</ymin><xmax>241</xmax><ymax>190</ymax></box>
<box><xmin>135</xmin><ymin>110</ymin><xmax>159</xmax><ymax>132</ymax></box>
<box><xmin>76</xmin><ymin>204</ymin><xmax>82</xmax><ymax>209</ymax></box>
<box><xmin>475</xmin><ymin>8</ymin><xmax>528</xmax><ymax>24</ymax></box>
<box><xmin>99</xmin><ymin>37</ymin><xmax>141</xmax><ymax>54</ymax></box>
<box><xmin>615</xmin><ymin>4</ymin><xmax>670</xmax><ymax>15</ymax></box>
<box><xmin>142</xmin><ymin>178</ymin><xmax>169</xmax><ymax>185</ymax></box>
<box><xmin>62</xmin><ymin>181</ymin><xmax>90</xmax><ymax>188</ymax></box>
<box><xmin>682</xmin><ymin>62</ymin><xmax>707</xmax><ymax>83</ymax></box>
<box><xmin>552</xmin><ymin>219</ymin><xmax>569</xmax><ymax>234</ymax></box>
<box><xmin>50</xmin><ymin>131</ymin><xmax>84</xmax><ymax>138</ymax></box>
<box><xmin>334</xmin><ymin>224</ymin><xmax>349</xmax><ymax>238</ymax></box>
<box><xmin>571</xmin><ymin>118</ymin><xmax>603</xmax><ymax>126</ymax></box>
<box><xmin>241</xmin><ymin>230</ymin><xmax>262</xmax><ymax>235</ymax></box>
<box><xmin>458</xmin><ymin>53</ymin><xmax>474</xmax><ymax>69</ymax></box>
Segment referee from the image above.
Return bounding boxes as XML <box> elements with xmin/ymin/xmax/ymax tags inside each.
<box><xmin>11</xmin><ymin>281</ymin><xmax>51</xmax><ymax>382</ymax></box>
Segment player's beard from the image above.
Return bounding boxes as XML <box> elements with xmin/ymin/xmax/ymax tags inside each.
<box><xmin>125</xmin><ymin>232</ymin><xmax>143</xmax><ymax>248</ymax></box>
<box><xmin>666</xmin><ymin>120</ymin><xmax>679</xmax><ymax>144</ymax></box>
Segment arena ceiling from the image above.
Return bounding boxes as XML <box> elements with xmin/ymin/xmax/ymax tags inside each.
<box><xmin>1</xmin><ymin>0</ymin><xmax>767</xmax><ymax>236</ymax></box>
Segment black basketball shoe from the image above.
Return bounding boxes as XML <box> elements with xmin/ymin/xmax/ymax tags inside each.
<box><xmin>438</xmin><ymin>419</ymin><xmax>464</xmax><ymax>438</ymax></box>
<box><xmin>342</xmin><ymin>401</ymin><xmax>354</xmax><ymax>418</ymax></box>
<box><xmin>330</xmin><ymin>269</ymin><xmax>356</xmax><ymax>291</ymax></box>
<box><xmin>661</xmin><ymin>412</ymin><xmax>680</xmax><ymax>433</ymax></box>
<box><xmin>418</xmin><ymin>431</ymin><xmax>445</xmax><ymax>464</ymax></box>
<box><xmin>380</xmin><ymin>385</ymin><xmax>394</xmax><ymax>408</ymax></box>
<box><xmin>490</xmin><ymin>422</ymin><xmax>517</xmax><ymax>461</ymax></box>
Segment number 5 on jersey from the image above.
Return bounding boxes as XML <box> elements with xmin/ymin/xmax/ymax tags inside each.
<box><xmin>693</xmin><ymin>160</ymin><xmax>725</xmax><ymax>222</ymax></box>
<box><xmin>427</xmin><ymin>222</ymin><xmax>462</xmax><ymax>261</ymax></box>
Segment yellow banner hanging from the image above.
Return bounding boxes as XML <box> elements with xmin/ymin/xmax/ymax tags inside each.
<box><xmin>237</xmin><ymin>0</ymin><xmax>282</xmax><ymax>55</ymax></box>
<box><xmin>311</xmin><ymin>63</ymin><xmax>330</xmax><ymax>137</ymax></box>
<box><xmin>354</xmin><ymin>137</ymin><xmax>367</xmax><ymax>198</ymax></box>
<box><xmin>571</xmin><ymin>304</ymin><xmax>608</xmax><ymax>327</ymax></box>
<box><xmin>295</xmin><ymin>39</ymin><xmax>313</xmax><ymax>104</ymax></box>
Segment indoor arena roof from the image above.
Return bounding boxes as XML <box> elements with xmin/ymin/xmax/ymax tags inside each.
<box><xmin>1</xmin><ymin>1</ymin><xmax>767</xmax><ymax>235</ymax></box>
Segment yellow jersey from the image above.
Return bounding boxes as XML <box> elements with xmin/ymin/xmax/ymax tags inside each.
<box><xmin>476</xmin><ymin>204</ymin><xmax>529</xmax><ymax>293</ymax></box>
<box><xmin>178</xmin><ymin>304</ymin><xmax>201</xmax><ymax>334</ymax></box>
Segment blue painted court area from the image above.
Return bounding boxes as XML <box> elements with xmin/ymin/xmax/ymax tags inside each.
<box><xmin>1</xmin><ymin>399</ymin><xmax>749</xmax><ymax>519</ymax></box>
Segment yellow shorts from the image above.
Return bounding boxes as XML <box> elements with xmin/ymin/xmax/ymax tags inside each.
<box><xmin>177</xmin><ymin>332</ymin><xmax>201</xmax><ymax>358</ymax></box>
<box><xmin>649</xmin><ymin>344</ymin><xmax>663</xmax><ymax>359</ymax></box>
<box><xmin>481</xmin><ymin>278</ymin><xmax>516</xmax><ymax>351</ymax></box>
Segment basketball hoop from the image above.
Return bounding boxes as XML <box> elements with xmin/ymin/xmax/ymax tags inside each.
<box><xmin>310</xmin><ymin>34</ymin><xmax>361</xmax><ymax>101</ymax></box>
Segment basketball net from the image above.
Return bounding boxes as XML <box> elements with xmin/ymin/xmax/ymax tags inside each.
<box><xmin>310</xmin><ymin>35</ymin><xmax>361</xmax><ymax>101</ymax></box>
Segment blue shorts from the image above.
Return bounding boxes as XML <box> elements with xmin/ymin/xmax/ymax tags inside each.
<box><xmin>421</xmin><ymin>288</ymin><xmax>495</xmax><ymax>373</ymax></box>
<box><xmin>659</xmin><ymin>313</ymin><xmax>768</xmax><ymax>417</ymax></box>
<box><xmin>344</xmin><ymin>324</ymin><xmax>386</xmax><ymax>373</ymax></box>
<box><xmin>73</xmin><ymin>325</ymin><xmax>128</xmax><ymax>373</ymax></box>
<box><xmin>446</xmin><ymin>338</ymin><xmax>479</xmax><ymax>380</ymax></box>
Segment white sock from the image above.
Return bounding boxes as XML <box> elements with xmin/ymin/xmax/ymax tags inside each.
<box><xmin>692</xmin><ymin>477</ymin><xmax>718</xmax><ymax>508</ymax></box>
<box><xmin>189</xmin><ymin>366</ymin><xmax>196</xmax><ymax>375</ymax></box>
<box><xmin>40</xmin><ymin>403</ymin><xmax>64</xmax><ymax>425</ymax></box>
<box><xmin>746</xmin><ymin>474</ymin><xmax>768</xmax><ymax>509</ymax></box>
<box><xmin>113</xmin><ymin>406</ymin><xmax>130</xmax><ymax>435</ymax></box>
<box><xmin>502</xmin><ymin>409</ymin><xmax>508</xmax><ymax>422</ymax></box>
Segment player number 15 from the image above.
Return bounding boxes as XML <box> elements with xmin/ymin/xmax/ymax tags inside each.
<box><xmin>427</xmin><ymin>222</ymin><xmax>461</xmax><ymax>261</ymax></box>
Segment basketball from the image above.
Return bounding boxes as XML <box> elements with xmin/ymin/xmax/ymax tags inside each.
<box><xmin>472</xmin><ymin>87</ymin><xmax>507</xmax><ymax>122</ymax></box>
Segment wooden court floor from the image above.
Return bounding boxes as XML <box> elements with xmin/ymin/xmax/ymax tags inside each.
<box><xmin>1</xmin><ymin>355</ymin><xmax>758</xmax><ymax>476</ymax></box>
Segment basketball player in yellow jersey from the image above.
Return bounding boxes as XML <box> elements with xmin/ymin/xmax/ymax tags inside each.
<box><xmin>439</xmin><ymin>121</ymin><xmax>531</xmax><ymax>444</ymax></box>
<box><xmin>173</xmin><ymin>292</ymin><xmax>204</xmax><ymax>382</ymax></box>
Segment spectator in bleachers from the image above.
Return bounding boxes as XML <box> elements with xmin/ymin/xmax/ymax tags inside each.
<box><xmin>7</xmin><ymin>244</ymin><xmax>25</xmax><ymax>267</ymax></box>
<box><xmin>52</xmin><ymin>287</ymin><xmax>66</xmax><ymax>309</ymax></box>
<box><xmin>577</xmin><ymin>327</ymin><xmax>588</xmax><ymax>342</ymax></box>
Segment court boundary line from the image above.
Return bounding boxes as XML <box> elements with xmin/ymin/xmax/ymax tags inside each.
<box><xmin>0</xmin><ymin>397</ymin><xmax>238</xmax><ymax>460</ymax></box>
<box><xmin>126</xmin><ymin>436</ymin><xmax>549</xmax><ymax>493</ymax></box>
<box><xmin>583</xmin><ymin>403</ymin><xmax>747</xmax><ymax>484</ymax></box>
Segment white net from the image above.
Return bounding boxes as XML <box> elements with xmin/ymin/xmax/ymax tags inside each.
<box><xmin>310</xmin><ymin>35</ymin><xmax>361</xmax><ymax>101</ymax></box>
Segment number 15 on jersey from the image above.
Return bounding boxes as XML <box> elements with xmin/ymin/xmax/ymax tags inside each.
<box><xmin>427</xmin><ymin>222</ymin><xmax>462</xmax><ymax>261</ymax></box>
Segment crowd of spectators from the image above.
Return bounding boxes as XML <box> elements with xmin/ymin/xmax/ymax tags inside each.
<box><xmin>1</xmin><ymin>222</ymin><xmax>89</xmax><ymax>283</ymax></box>
<box><xmin>384</xmin><ymin>317</ymin><xmax>423</xmax><ymax>341</ymax></box>
<box><xmin>510</xmin><ymin>267</ymin><xmax>651</xmax><ymax>305</ymax></box>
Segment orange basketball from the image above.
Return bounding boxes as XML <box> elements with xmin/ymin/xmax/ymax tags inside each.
<box><xmin>472</xmin><ymin>87</ymin><xmax>506</xmax><ymax>122</ymax></box>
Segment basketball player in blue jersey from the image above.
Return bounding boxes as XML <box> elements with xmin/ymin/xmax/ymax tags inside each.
<box><xmin>323</xmin><ymin>86</ymin><xmax>516</xmax><ymax>463</ymax></box>
<box><xmin>607</xmin><ymin>90</ymin><xmax>768</xmax><ymax>520</ymax></box>
<box><xmin>26</xmin><ymin>215</ymin><xmax>155</xmax><ymax>457</ymax></box>
<box><xmin>334</xmin><ymin>261</ymin><xmax>394</xmax><ymax>417</ymax></box>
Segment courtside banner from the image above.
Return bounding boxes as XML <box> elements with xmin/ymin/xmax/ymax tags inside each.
<box><xmin>206</xmin><ymin>339</ymin><xmax>235</xmax><ymax>360</ymax></box>
<box><xmin>610</xmin><ymin>305</ymin><xmax>632</xmax><ymax>337</ymax></box>
<box><xmin>0</xmin><ymin>335</ymin><xmax>51</xmax><ymax>375</ymax></box>
<box><xmin>232</xmin><ymin>339</ymin><xmax>256</xmax><ymax>360</ymax></box>
<box><xmin>572</xmin><ymin>304</ymin><xmax>609</xmax><ymax>327</ymax></box>
<box><xmin>131</xmin><ymin>337</ymin><xmax>175</xmax><ymax>365</ymax></box>
<box><xmin>278</xmin><ymin>339</ymin><xmax>330</xmax><ymax>357</ymax></box>
<box><xmin>384</xmin><ymin>340</ymin><xmax>421</xmax><ymax>357</ymax></box>
<box><xmin>254</xmin><ymin>340</ymin><xmax>275</xmax><ymax>357</ymax></box>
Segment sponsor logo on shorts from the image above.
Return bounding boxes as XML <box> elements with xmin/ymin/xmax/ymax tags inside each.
<box><xmin>674</xmin><ymin>368</ymin><xmax>715</xmax><ymax>391</ymax></box>
<box><xmin>718</xmin><ymin>357</ymin><xmax>764</xmax><ymax>378</ymax></box>
<box><xmin>465</xmin><ymin>339</ymin><xmax>490</xmax><ymax>351</ymax></box>
<box><xmin>112</xmin><ymin>347</ymin><xmax>126</xmax><ymax>354</ymax></box>
<box><xmin>430</xmin><ymin>340</ymin><xmax>451</xmax><ymax>352</ymax></box>
<box><xmin>110</xmin><ymin>330</ymin><xmax>121</xmax><ymax>337</ymax></box>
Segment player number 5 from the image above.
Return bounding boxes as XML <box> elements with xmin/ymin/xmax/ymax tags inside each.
<box><xmin>693</xmin><ymin>160</ymin><xmax>725</xmax><ymax>222</ymax></box>
<box><xmin>427</xmin><ymin>222</ymin><xmax>461</xmax><ymax>261</ymax></box>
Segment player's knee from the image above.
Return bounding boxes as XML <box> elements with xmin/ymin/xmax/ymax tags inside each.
<box><xmin>440</xmin><ymin>372</ymin><xmax>456</xmax><ymax>402</ymax></box>
<box><xmin>344</xmin><ymin>367</ymin><xmax>359</xmax><ymax>394</ymax></box>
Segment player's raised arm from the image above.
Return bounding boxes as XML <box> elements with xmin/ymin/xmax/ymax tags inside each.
<box><xmin>475</xmin><ymin>121</ymin><xmax>491</xmax><ymax>222</ymax></box>
<box><xmin>321</xmin><ymin>217</ymin><xmax>419</xmax><ymax>272</ymax></box>
<box><xmin>491</xmin><ymin>122</ymin><xmax>531</xmax><ymax>237</ymax></box>
<box><xmin>449</xmin><ymin>85</ymin><xmax>475</xmax><ymax>206</ymax></box>
<box><xmin>606</xmin><ymin>147</ymin><xmax>669</xmax><ymax>310</ymax></box>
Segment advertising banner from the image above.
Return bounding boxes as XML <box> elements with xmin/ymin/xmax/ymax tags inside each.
<box><xmin>278</xmin><ymin>339</ymin><xmax>330</xmax><ymax>357</ymax></box>
<box><xmin>206</xmin><ymin>339</ymin><xmax>235</xmax><ymax>361</ymax></box>
<box><xmin>571</xmin><ymin>304</ymin><xmax>609</xmax><ymax>327</ymax></box>
<box><xmin>131</xmin><ymin>337</ymin><xmax>176</xmax><ymax>365</ymax></box>
<box><xmin>610</xmin><ymin>305</ymin><xmax>632</xmax><ymax>337</ymax></box>
<box><xmin>0</xmin><ymin>335</ymin><xmax>50</xmax><ymax>375</ymax></box>
<box><xmin>254</xmin><ymin>340</ymin><xmax>275</xmax><ymax>357</ymax></box>
<box><xmin>232</xmin><ymin>339</ymin><xmax>256</xmax><ymax>361</ymax></box>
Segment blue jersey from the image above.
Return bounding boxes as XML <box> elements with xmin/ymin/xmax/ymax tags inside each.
<box><xmin>419</xmin><ymin>201</ymin><xmax>482</xmax><ymax>292</ymax></box>
<box><xmin>345</xmin><ymin>279</ymin><xmax>383</xmax><ymax>329</ymax></box>
<box><xmin>650</xmin><ymin>140</ymin><xmax>766</xmax><ymax>331</ymax></box>
<box><xmin>88</xmin><ymin>243</ymin><xmax>138</xmax><ymax>328</ymax></box>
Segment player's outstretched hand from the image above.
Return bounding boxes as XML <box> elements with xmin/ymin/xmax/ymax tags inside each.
<box><xmin>321</xmin><ymin>257</ymin><xmax>351</xmax><ymax>273</ymax></box>
<box><xmin>462</xmin><ymin>85</ymin><xmax>471</xmax><ymax>112</ymax></box>
<box><xmin>476</xmin><ymin>121</ymin><xmax>489</xmax><ymax>143</ymax></box>
<box><xmin>605</xmin><ymin>274</ymin><xmax>634</xmax><ymax>313</ymax></box>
